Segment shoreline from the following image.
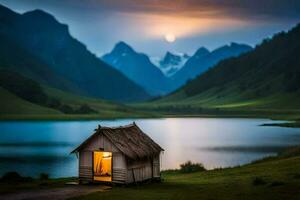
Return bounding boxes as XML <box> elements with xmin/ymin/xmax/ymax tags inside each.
<box><xmin>0</xmin><ymin>113</ymin><xmax>299</xmax><ymax>127</ymax></box>
<box><xmin>260</xmin><ymin>121</ymin><xmax>300</xmax><ymax>128</ymax></box>
<box><xmin>0</xmin><ymin>112</ymin><xmax>295</xmax><ymax>120</ymax></box>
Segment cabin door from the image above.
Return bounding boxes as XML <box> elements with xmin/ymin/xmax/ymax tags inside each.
<box><xmin>93</xmin><ymin>151</ymin><xmax>112</xmax><ymax>182</ymax></box>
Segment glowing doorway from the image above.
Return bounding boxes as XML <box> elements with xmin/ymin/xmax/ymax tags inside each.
<box><xmin>93</xmin><ymin>151</ymin><xmax>112</xmax><ymax>182</ymax></box>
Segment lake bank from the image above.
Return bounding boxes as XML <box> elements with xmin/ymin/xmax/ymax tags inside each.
<box><xmin>1</xmin><ymin>108</ymin><xmax>299</xmax><ymax>122</ymax></box>
<box><xmin>1</xmin><ymin>113</ymin><xmax>299</xmax><ymax>129</ymax></box>
<box><xmin>1</xmin><ymin>147</ymin><xmax>300</xmax><ymax>199</ymax></box>
<box><xmin>261</xmin><ymin>121</ymin><xmax>300</xmax><ymax>128</ymax></box>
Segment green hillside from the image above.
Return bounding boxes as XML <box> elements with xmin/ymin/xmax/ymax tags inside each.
<box><xmin>43</xmin><ymin>87</ymin><xmax>155</xmax><ymax>119</ymax></box>
<box><xmin>0</xmin><ymin>86</ymin><xmax>154</xmax><ymax>120</ymax></box>
<box><xmin>0</xmin><ymin>71</ymin><xmax>154</xmax><ymax>120</ymax></box>
<box><xmin>0</xmin><ymin>87</ymin><xmax>60</xmax><ymax>116</ymax></box>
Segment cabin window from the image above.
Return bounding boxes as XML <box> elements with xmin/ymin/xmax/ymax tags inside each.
<box><xmin>93</xmin><ymin>151</ymin><xmax>112</xmax><ymax>182</ymax></box>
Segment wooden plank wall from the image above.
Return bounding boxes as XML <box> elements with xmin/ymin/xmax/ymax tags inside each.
<box><xmin>79</xmin><ymin>151</ymin><xmax>93</xmax><ymax>181</ymax></box>
<box><xmin>153</xmin><ymin>155</ymin><xmax>160</xmax><ymax>177</ymax></box>
<box><xmin>113</xmin><ymin>168</ymin><xmax>127</xmax><ymax>183</ymax></box>
<box><xmin>112</xmin><ymin>152</ymin><xmax>127</xmax><ymax>183</ymax></box>
<box><xmin>78</xmin><ymin>134</ymin><xmax>127</xmax><ymax>182</ymax></box>
<box><xmin>127</xmin><ymin>159</ymin><xmax>153</xmax><ymax>183</ymax></box>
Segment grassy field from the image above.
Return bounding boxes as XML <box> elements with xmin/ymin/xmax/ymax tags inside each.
<box><xmin>72</xmin><ymin>148</ymin><xmax>300</xmax><ymax>200</ymax></box>
<box><xmin>136</xmin><ymin>89</ymin><xmax>300</xmax><ymax>111</ymax></box>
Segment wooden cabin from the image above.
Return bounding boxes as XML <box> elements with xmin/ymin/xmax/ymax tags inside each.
<box><xmin>71</xmin><ymin>123</ymin><xmax>164</xmax><ymax>184</ymax></box>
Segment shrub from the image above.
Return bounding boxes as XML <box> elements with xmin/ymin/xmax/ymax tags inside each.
<box><xmin>252</xmin><ymin>177</ymin><xmax>266</xmax><ymax>186</ymax></box>
<box><xmin>76</xmin><ymin>104</ymin><xmax>97</xmax><ymax>114</ymax></box>
<box><xmin>47</xmin><ymin>97</ymin><xmax>61</xmax><ymax>109</ymax></box>
<box><xmin>39</xmin><ymin>173</ymin><xmax>49</xmax><ymax>180</ymax></box>
<box><xmin>270</xmin><ymin>181</ymin><xmax>284</xmax><ymax>187</ymax></box>
<box><xmin>59</xmin><ymin>104</ymin><xmax>74</xmax><ymax>114</ymax></box>
<box><xmin>293</xmin><ymin>173</ymin><xmax>300</xmax><ymax>179</ymax></box>
<box><xmin>180</xmin><ymin>161</ymin><xmax>206</xmax><ymax>173</ymax></box>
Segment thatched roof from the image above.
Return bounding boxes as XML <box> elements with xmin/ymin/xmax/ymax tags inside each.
<box><xmin>71</xmin><ymin>123</ymin><xmax>163</xmax><ymax>159</ymax></box>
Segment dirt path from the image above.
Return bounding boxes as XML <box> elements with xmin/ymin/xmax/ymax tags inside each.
<box><xmin>0</xmin><ymin>185</ymin><xmax>109</xmax><ymax>200</ymax></box>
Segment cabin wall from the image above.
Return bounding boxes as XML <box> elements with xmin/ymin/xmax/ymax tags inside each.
<box><xmin>78</xmin><ymin>151</ymin><xmax>93</xmax><ymax>182</ymax></box>
<box><xmin>126</xmin><ymin>154</ymin><xmax>160</xmax><ymax>183</ymax></box>
<box><xmin>153</xmin><ymin>154</ymin><xmax>160</xmax><ymax>177</ymax></box>
<box><xmin>78</xmin><ymin>134</ymin><xmax>127</xmax><ymax>183</ymax></box>
<box><xmin>112</xmin><ymin>152</ymin><xmax>127</xmax><ymax>183</ymax></box>
<box><xmin>83</xmin><ymin>134</ymin><xmax>119</xmax><ymax>152</ymax></box>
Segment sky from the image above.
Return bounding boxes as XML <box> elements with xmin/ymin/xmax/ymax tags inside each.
<box><xmin>0</xmin><ymin>0</ymin><xmax>300</xmax><ymax>57</ymax></box>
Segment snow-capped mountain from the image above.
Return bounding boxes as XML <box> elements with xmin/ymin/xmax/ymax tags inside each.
<box><xmin>152</xmin><ymin>52</ymin><xmax>190</xmax><ymax>77</ymax></box>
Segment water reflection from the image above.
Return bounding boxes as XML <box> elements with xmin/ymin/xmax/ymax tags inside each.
<box><xmin>0</xmin><ymin>118</ymin><xmax>300</xmax><ymax>177</ymax></box>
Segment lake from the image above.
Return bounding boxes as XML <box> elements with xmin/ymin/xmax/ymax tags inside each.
<box><xmin>0</xmin><ymin>118</ymin><xmax>300</xmax><ymax>178</ymax></box>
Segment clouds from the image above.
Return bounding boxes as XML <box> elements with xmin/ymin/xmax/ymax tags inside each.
<box><xmin>83</xmin><ymin>0</ymin><xmax>300</xmax><ymax>20</ymax></box>
<box><xmin>3</xmin><ymin>0</ymin><xmax>300</xmax><ymax>20</ymax></box>
<box><xmin>0</xmin><ymin>0</ymin><xmax>299</xmax><ymax>56</ymax></box>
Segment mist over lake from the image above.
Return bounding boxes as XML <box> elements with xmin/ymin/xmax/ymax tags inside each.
<box><xmin>1</xmin><ymin>118</ymin><xmax>300</xmax><ymax>178</ymax></box>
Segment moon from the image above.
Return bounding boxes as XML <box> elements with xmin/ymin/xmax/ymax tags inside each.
<box><xmin>165</xmin><ymin>33</ymin><xmax>176</xmax><ymax>43</ymax></box>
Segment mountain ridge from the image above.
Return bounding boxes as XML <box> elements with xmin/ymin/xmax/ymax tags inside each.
<box><xmin>102</xmin><ymin>41</ymin><xmax>172</xmax><ymax>95</ymax></box>
<box><xmin>171</xmin><ymin>43</ymin><xmax>253</xmax><ymax>88</ymax></box>
<box><xmin>0</xmin><ymin>4</ymin><xmax>150</xmax><ymax>102</ymax></box>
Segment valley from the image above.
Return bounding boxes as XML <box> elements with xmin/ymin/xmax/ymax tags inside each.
<box><xmin>0</xmin><ymin>4</ymin><xmax>299</xmax><ymax>124</ymax></box>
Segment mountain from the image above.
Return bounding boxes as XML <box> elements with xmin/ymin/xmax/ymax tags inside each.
<box><xmin>172</xmin><ymin>43</ymin><xmax>252</xmax><ymax>88</ymax></box>
<box><xmin>0</xmin><ymin>4</ymin><xmax>150</xmax><ymax>102</ymax></box>
<box><xmin>102</xmin><ymin>42</ymin><xmax>172</xmax><ymax>95</ymax></box>
<box><xmin>156</xmin><ymin>23</ymin><xmax>300</xmax><ymax>110</ymax></box>
<box><xmin>157</xmin><ymin>52</ymin><xmax>190</xmax><ymax>77</ymax></box>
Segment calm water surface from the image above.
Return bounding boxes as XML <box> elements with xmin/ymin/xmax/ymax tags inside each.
<box><xmin>0</xmin><ymin>118</ymin><xmax>300</xmax><ymax>178</ymax></box>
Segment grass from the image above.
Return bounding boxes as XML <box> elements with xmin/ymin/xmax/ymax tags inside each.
<box><xmin>71</xmin><ymin>149</ymin><xmax>300</xmax><ymax>200</ymax></box>
<box><xmin>133</xmin><ymin>89</ymin><xmax>300</xmax><ymax>125</ymax></box>
<box><xmin>136</xmin><ymin>90</ymin><xmax>300</xmax><ymax>112</ymax></box>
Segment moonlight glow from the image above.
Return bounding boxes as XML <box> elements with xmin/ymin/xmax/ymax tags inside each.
<box><xmin>165</xmin><ymin>33</ymin><xmax>176</xmax><ymax>43</ymax></box>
